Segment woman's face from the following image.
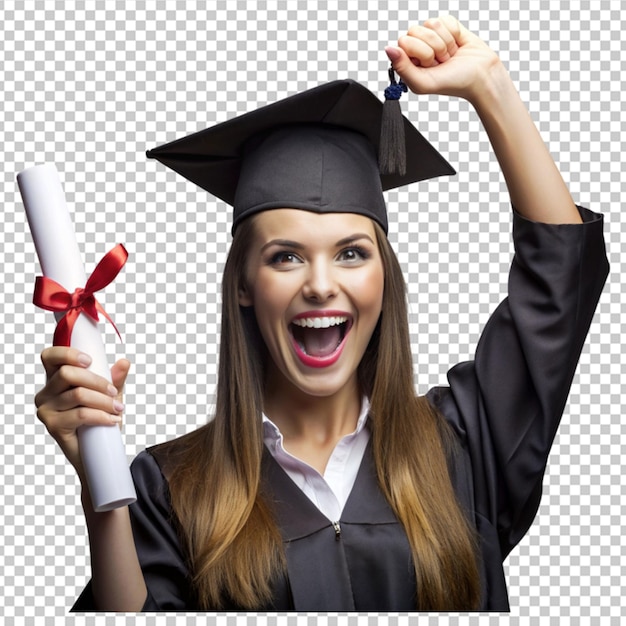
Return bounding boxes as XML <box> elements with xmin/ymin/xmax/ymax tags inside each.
<box><xmin>240</xmin><ymin>209</ymin><xmax>384</xmax><ymax>400</ymax></box>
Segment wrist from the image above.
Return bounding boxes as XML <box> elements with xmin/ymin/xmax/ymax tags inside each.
<box><xmin>467</xmin><ymin>60</ymin><xmax>518</xmax><ymax>115</ymax></box>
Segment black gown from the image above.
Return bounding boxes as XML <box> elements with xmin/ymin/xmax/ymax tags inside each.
<box><xmin>73</xmin><ymin>207</ymin><xmax>609</xmax><ymax>612</ymax></box>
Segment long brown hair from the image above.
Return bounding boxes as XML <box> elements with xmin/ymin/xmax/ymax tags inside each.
<box><xmin>163</xmin><ymin>216</ymin><xmax>481</xmax><ymax>610</ymax></box>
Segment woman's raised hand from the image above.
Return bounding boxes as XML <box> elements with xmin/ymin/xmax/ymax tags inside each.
<box><xmin>386</xmin><ymin>15</ymin><xmax>504</xmax><ymax>106</ymax></box>
<box><xmin>387</xmin><ymin>15</ymin><xmax>580</xmax><ymax>225</ymax></box>
<box><xmin>34</xmin><ymin>347</ymin><xmax>130</xmax><ymax>481</ymax></box>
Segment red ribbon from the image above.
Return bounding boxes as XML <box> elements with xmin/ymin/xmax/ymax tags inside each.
<box><xmin>33</xmin><ymin>244</ymin><xmax>128</xmax><ymax>347</ymax></box>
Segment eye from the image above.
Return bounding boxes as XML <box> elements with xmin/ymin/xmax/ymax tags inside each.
<box><xmin>337</xmin><ymin>246</ymin><xmax>370</xmax><ymax>263</ymax></box>
<box><xmin>269</xmin><ymin>251</ymin><xmax>303</xmax><ymax>266</ymax></box>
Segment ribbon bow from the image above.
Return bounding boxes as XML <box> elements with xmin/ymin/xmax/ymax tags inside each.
<box><xmin>33</xmin><ymin>243</ymin><xmax>128</xmax><ymax>347</ymax></box>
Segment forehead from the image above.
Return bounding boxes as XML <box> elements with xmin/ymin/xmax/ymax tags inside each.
<box><xmin>250</xmin><ymin>209</ymin><xmax>378</xmax><ymax>243</ymax></box>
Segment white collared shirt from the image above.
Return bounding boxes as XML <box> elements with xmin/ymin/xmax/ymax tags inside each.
<box><xmin>262</xmin><ymin>398</ymin><xmax>371</xmax><ymax>522</ymax></box>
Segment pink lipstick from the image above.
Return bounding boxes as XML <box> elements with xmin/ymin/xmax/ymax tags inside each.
<box><xmin>289</xmin><ymin>311</ymin><xmax>352</xmax><ymax>368</ymax></box>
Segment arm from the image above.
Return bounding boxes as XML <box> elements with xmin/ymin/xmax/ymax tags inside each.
<box><xmin>386</xmin><ymin>15</ymin><xmax>582</xmax><ymax>224</ymax></box>
<box><xmin>35</xmin><ymin>348</ymin><xmax>147</xmax><ymax>611</ymax></box>
<box><xmin>82</xmin><ymin>495</ymin><xmax>147</xmax><ymax>611</ymax></box>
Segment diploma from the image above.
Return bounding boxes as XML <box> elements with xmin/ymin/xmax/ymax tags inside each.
<box><xmin>18</xmin><ymin>163</ymin><xmax>137</xmax><ymax>512</ymax></box>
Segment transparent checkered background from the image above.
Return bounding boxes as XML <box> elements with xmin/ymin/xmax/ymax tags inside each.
<box><xmin>1</xmin><ymin>1</ymin><xmax>623</xmax><ymax>624</ymax></box>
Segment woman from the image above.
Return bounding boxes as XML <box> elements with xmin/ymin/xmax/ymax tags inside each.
<box><xmin>35</xmin><ymin>16</ymin><xmax>608</xmax><ymax>611</ymax></box>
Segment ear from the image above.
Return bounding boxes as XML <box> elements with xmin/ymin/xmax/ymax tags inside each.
<box><xmin>238</xmin><ymin>282</ymin><xmax>253</xmax><ymax>307</ymax></box>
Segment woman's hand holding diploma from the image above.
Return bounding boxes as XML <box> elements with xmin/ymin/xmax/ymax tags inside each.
<box><xmin>20</xmin><ymin>163</ymin><xmax>146</xmax><ymax>610</ymax></box>
<box><xmin>35</xmin><ymin>348</ymin><xmax>130</xmax><ymax>482</ymax></box>
<box><xmin>35</xmin><ymin>350</ymin><xmax>148</xmax><ymax>611</ymax></box>
<box><xmin>18</xmin><ymin>163</ymin><xmax>137</xmax><ymax>510</ymax></box>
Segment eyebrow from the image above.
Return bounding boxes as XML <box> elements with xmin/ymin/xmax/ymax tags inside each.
<box><xmin>334</xmin><ymin>233</ymin><xmax>375</xmax><ymax>247</ymax></box>
<box><xmin>260</xmin><ymin>233</ymin><xmax>375</xmax><ymax>253</ymax></box>
<box><xmin>260</xmin><ymin>239</ymin><xmax>305</xmax><ymax>253</ymax></box>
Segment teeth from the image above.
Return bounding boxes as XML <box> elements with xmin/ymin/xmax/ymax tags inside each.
<box><xmin>292</xmin><ymin>315</ymin><xmax>348</xmax><ymax>329</ymax></box>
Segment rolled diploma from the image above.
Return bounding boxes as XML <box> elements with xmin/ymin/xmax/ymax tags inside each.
<box><xmin>18</xmin><ymin>163</ymin><xmax>136</xmax><ymax>512</ymax></box>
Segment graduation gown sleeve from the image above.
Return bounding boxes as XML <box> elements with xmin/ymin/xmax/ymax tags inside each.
<box><xmin>427</xmin><ymin>206</ymin><xmax>608</xmax><ymax>564</ymax></box>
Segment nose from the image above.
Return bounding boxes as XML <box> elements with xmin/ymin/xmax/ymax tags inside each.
<box><xmin>302</xmin><ymin>258</ymin><xmax>338</xmax><ymax>303</ymax></box>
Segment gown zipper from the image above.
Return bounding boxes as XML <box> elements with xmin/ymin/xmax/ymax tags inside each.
<box><xmin>332</xmin><ymin>520</ymin><xmax>341</xmax><ymax>540</ymax></box>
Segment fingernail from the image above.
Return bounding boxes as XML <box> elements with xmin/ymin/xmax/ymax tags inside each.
<box><xmin>385</xmin><ymin>46</ymin><xmax>402</xmax><ymax>62</ymax></box>
<box><xmin>107</xmin><ymin>384</ymin><xmax>118</xmax><ymax>397</ymax></box>
<box><xmin>110</xmin><ymin>414</ymin><xmax>123</xmax><ymax>423</ymax></box>
<box><xmin>77</xmin><ymin>353</ymin><xmax>92</xmax><ymax>367</ymax></box>
<box><xmin>113</xmin><ymin>401</ymin><xmax>125</xmax><ymax>413</ymax></box>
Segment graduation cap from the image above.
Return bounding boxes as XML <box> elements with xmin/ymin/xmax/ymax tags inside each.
<box><xmin>146</xmin><ymin>78</ymin><xmax>454</xmax><ymax>234</ymax></box>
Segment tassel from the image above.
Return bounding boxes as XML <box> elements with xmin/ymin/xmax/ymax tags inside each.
<box><xmin>379</xmin><ymin>66</ymin><xmax>408</xmax><ymax>176</ymax></box>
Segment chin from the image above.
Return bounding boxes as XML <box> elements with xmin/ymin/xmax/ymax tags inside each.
<box><xmin>285</xmin><ymin>364</ymin><xmax>360</xmax><ymax>400</ymax></box>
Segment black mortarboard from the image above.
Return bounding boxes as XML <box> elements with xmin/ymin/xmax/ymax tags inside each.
<box><xmin>146</xmin><ymin>79</ymin><xmax>454</xmax><ymax>234</ymax></box>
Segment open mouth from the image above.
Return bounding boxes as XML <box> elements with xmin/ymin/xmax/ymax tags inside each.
<box><xmin>289</xmin><ymin>314</ymin><xmax>352</xmax><ymax>367</ymax></box>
